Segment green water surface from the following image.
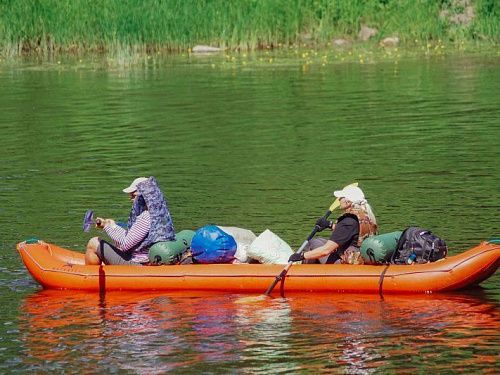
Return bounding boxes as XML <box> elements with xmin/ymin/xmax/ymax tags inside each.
<box><xmin>0</xmin><ymin>51</ymin><xmax>498</xmax><ymax>372</ymax></box>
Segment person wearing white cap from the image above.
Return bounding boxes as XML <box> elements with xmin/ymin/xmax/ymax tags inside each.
<box><xmin>85</xmin><ymin>176</ymin><xmax>175</xmax><ymax>265</ymax></box>
<box><xmin>288</xmin><ymin>185</ymin><xmax>378</xmax><ymax>264</ymax></box>
<box><xmin>122</xmin><ymin>177</ymin><xmax>149</xmax><ymax>194</ymax></box>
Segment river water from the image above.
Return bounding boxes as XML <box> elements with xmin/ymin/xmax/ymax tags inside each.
<box><xmin>0</xmin><ymin>51</ymin><xmax>499</xmax><ymax>373</ymax></box>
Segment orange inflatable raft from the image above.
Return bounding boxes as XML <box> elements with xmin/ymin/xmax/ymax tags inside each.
<box><xmin>17</xmin><ymin>240</ymin><xmax>499</xmax><ymax>294</ymax></box>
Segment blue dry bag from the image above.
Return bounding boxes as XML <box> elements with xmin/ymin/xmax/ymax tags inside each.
<box><xmin>191</xmin><ymin>225</ymin><xmax>237</xmax><ymax>264</ymax></box>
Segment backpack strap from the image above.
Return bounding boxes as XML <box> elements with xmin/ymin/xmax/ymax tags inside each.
<box><xmin>425</xmin><ymin>239</ymin><xmax>436</xmax><ymax>262</ymax></box>
<box><xmin>419</xmin><ymin>230</ymin><xmax>434</xmax><ymax>262</ymax></box>
<box><xmin>392</xmin><ymin>227</ymin><xmax>410</xmax><ymax>263</ymax></box>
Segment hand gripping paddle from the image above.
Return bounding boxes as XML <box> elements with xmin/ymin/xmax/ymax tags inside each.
<box><xmin>264</xmin><ymin>182</ymin><xmax>359</xmax><ymax>297</ymax></box>
<box><xmin>83</xmin><ymin>209</ymin><xmax>102</xmax><ymax>232</ymax></box>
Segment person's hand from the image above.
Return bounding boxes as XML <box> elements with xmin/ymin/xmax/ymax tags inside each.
<box><xmin>315</xmin><ymin>217</ymin><xmax>333</xmax><ymax>231</ymax></box>
<box><xmin>288</xmin><ymin>253</ymin><xmax>305</xmax><ymax>263</ymax></box>
<box><xmin>95</xmin><ymin>217</ymin><xmax>105</xmax><ymax>229</ymax></box>
<box><xmin>96</xmin><ymin>218</ymin><xmax>115</xmax><ymax>229</ymax></box>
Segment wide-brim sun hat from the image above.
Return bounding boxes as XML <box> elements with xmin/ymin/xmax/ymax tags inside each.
<box><xmin>333</xmin><ymin>185</ymin><xmax>366</xmax><ymax>204</ymax></box>
<box><xmin>123</xmin><ymin>177</ymin><xmax>148</xmax><ymax>193</ymax></box>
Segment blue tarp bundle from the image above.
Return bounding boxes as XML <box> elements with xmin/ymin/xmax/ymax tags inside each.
<box><xmin>191</xmin><ymin>225</ymin><xmax>236</xmax><ymax>264</ymax></box>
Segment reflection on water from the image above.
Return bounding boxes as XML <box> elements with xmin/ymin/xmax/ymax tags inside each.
<box><xmin>11</xmin><ymin>290</ymin><xmax>498</xmax><ymax>373</ymax></box>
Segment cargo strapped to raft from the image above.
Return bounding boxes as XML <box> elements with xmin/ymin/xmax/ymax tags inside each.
<box><xmin>391</xmin><ymin>226</ymin><xmax>448</xmax><ymax>264</ymax></box>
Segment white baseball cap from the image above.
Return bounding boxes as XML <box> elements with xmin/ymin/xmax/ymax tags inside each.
<box><xmin>333</xmin><ymin>185</ymin><xmax>366</xmax><ymax>204</ymax></box>
<box><xmin>123</xmin><ymin>177</ymin><xmax>148</xmax><ymax>193</ymax></box>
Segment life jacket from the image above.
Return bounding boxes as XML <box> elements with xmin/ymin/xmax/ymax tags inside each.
<box><xmin>326</xmin><ymin>213</ymin><xmax>372</xmax><ymax>264</ymax></box>
<box><xmin>347</xmin><ymin>208</ymin><xmax>378</xmax><ymax>247</ymax></box>
<box><xmin>127</xmin><ymin>176</ymin><xmax>175</xmax><ymax>253</ymax></box>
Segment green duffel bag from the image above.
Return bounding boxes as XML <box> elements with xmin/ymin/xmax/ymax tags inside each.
<box><xmin>149</xmin><ymin>229</ymin><xmax>196</xmax><ymax>265</ymax></box>
<box><xmin>360</xmin><ymin>231</ymin><xmax>403</xmax><ymax>264</ymax></box>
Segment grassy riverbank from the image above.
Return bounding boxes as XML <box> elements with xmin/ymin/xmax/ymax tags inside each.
<box><xmin>0</xmin><ymin>0</ymin><xmax>497</xmax><ymax>56</ymax></box>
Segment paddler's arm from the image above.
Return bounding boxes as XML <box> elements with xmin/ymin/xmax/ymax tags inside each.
<box><xmin>303</xmin><ymin>240</ymin><xmax>339</xmax><ymax>260</ymax></box>
<box><xmin>96</xmin><ymin>218</ymin><xmax>116</xmax><ymax>228</ymax></box>
<box><xmin>97</xmin><ymin>212</ymin><xmax>150</xmax><ymax>252</ymax></box>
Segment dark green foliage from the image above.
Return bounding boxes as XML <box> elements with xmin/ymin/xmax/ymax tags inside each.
<box><xmin>0</xmin><ymin>0</ymin><xmax>497</xmax><ymax>54</ymax></box>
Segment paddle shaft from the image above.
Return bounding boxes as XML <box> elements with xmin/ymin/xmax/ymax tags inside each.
<box><xmin>263</xmin><ymin>181</ymin><xmax>357</xmax><ymax>296</ymax></box>
<box><xmin>264</xmin><ymin>208</ymin><xmax>333</xmax><ymax>296</ymax></box>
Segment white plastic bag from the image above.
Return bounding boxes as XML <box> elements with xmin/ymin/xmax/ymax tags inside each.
<box><xmin>217</xmin><ymin>226</ymin><xmax>257</xmax><ymax>263</ymax></box>
<box><xmin>247</xmin><ymin>229</ymin><xmax>293</xmax><ymax>264</ymax></box>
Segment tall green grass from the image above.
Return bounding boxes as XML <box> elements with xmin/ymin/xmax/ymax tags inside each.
<box><xmin>0</xmin><ymin>0</ymin><xmax>497</xmax><ymax>55</ymax></box>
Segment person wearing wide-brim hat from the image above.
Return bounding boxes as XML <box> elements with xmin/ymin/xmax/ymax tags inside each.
<box><xmin>288</xmin><ymin>186</ymin><xmax>378</xmax><ymax>264</ymax></box>
<box><xmin>85</xmin><ymin>176</ymin><xmax>175</xmax><ymax>265</ymax></box>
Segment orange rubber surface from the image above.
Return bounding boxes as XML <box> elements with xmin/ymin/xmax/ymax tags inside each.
<box><xmin>17</xmin><ymin>240</ymin><xmax>499</xmax><ymax>294</ymax></box>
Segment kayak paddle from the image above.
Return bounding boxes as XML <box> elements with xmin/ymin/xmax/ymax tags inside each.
<box><xmin>264</xmin><ymin>182</ymin><xmax>359</xmax><ymax>297</ymax></box>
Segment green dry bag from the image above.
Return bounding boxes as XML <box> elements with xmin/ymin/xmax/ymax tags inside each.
<box><xmin>148</xmin><ymin>229</ymin><xmax>196</xmax><ymax>265</ymax></box>
<box><xmin>360</xmin><ymin>231</ymin><xmax>402</xmax><ymax>264</ymax></box>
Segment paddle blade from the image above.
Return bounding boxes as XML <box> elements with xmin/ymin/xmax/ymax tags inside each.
<box><xmin>83</xmin><ymin>209</ymin><xmax>94</xmax><ymax>232</ymax></box>
<box><xmin>329</xmin><ymin>199</ymin><xmax>340</xmax><ymax>212</ymax></box>
<box><xmin>234</xmin><ymin>295</ymin><xmax>269</xmax><ymax>304</ymax></box>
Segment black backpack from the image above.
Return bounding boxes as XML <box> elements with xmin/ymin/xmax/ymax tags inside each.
<box><xmin>391</xmin><ymin>226</ymin><xmax>448</xmax><ymax>264</ymax></box>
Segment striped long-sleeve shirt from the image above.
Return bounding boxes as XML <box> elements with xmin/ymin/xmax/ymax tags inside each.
<box><xmin>104</xmin><ymin>211</ymin><xmax>151</xmax><ymax>262</ymax></box>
